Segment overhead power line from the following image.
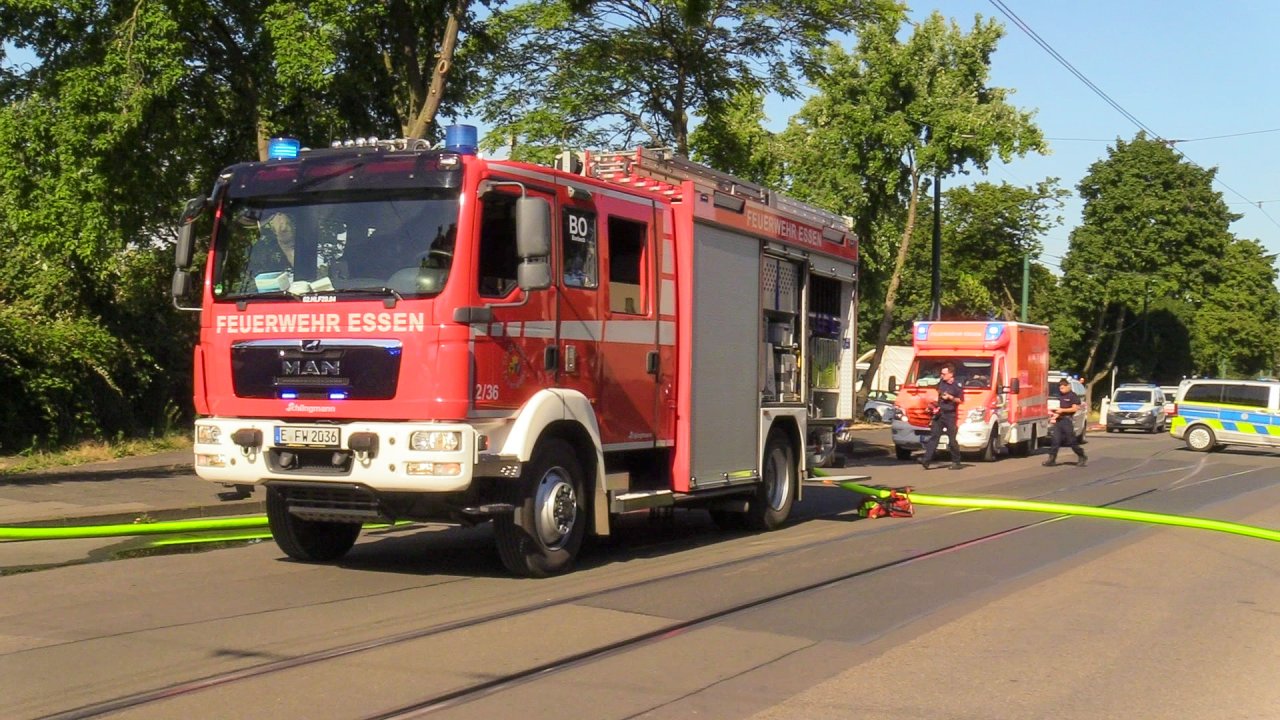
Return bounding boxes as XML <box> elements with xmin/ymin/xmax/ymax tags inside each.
<box><xmin>987</xmin><ymin>0</ymin><xmax>1280</xmax><ymax>233</ymax></box>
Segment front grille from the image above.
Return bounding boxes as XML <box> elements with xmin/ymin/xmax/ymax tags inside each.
<box><xmin>231</xmin><ymin>339</ymin><xmax>402</xmax><ymax>399</ymax></box>
<box><xmin>267</xmin><ymin>447</ymin><xmax>354</xmax><ymax>475</ymax></box>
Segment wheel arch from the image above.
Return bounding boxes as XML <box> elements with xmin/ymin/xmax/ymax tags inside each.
<box><xmin>761</xmin><ymin>413</ymin><xmax>802</xmax><ymax>497</ymax></box>
<box><xmin>500</xmin><ymin>389</ymin><xmax>608</xmax><ymax>537</ymax></box>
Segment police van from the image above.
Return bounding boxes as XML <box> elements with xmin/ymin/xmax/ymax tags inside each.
<box><xmin>1106</xmin><ymin>383</ymin><xmax>1168</xmax><ymax>434</ymax></box>
<box><xmin>1169</xmin><ymin>379</ymin><xmax>1280</xmax><ymax>452</ymax></box>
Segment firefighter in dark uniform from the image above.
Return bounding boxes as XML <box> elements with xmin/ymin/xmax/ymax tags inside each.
<box><xmin>920</xmin><ymin>363</ymin><xmax>964</xmax><ymax>470</ymax></box>
<box><xmin>1045</xmin><ymin>378</ymin><xmax>1087</xmax><ymax>467</ymax></box>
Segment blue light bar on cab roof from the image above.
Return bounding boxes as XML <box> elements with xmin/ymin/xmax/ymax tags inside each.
<box><xmin>267</xmin><ymin>137</ymin><xmax>301</xmax><ymax>160</ymax></box>
<box><xmin>444</xmin><ymin>124</ymin><xmax>478</xmax><ymax>155</ymax></box>
<box><xmin>915</xmin><ymin>323</ymin><xmax>930</xmax><ymax>342</ymax></box>
<box><xmin>984</xmin><ymin>323</ymin><xmax>1005</xmax><ymax>342</ymax></box>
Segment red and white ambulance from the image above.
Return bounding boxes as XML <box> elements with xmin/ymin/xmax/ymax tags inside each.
<box><xmin>890</xmin><ymin>321</ymin><xmax>1051</xmax><ymax>461</ymax></box>
<box><xmin>172</xmin><ymin>128</ymin><xmax>861</xmax><ymax>576</ymax></box>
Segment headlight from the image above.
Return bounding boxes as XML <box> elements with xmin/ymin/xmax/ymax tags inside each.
<box><xmin>410</xmin><ymin>431</ymin><xmax>462</xmax><ymax>452</ymax></box>
<box><xmin>196</xmin><ymin>424</ymin><xmax>222</xmax><ymax>444</ymax></box>
<box><xmin>966</xmin><ymin>408</ymin><xmax>986</xmax><ymax>423</ymax></box>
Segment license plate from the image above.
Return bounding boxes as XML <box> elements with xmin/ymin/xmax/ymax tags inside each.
<box><xmin>1121</xmin><ymin>419</ymin><xmax>1136</xmax><ymax>425</ymax></box>
<box><xmin>276</xmin><ymin>425</ymin><xmax>341</xmax><ymax>448</ymax></box>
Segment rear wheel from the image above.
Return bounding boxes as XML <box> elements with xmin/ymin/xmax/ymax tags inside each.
<box><xmin>864</xmin><ymin>409</ymin><xmax>881</xmax><ymax>423</ymax></box>
<box><xmin>746</xmin><ymin>429</ymin><xmax>796</xmax><ymax>531</ymax></box>
<box><xmin>1185</xmin><ymin>425</ymin><xmax>1216</xmax><ymax>453</ymax></box>
<box><xmin>265</xmin><ymin>487</ymin><xmax>361</xmax><ymax>562</ymax></box>
<box><xmin>494</xmin><ymin>438</ymin><xmax>586</xmax><ymax>578</ymax></box>
<box><xmin>895</xmin><ymin>446</ymin><xmax>914</xmax><ymax>461</ymax></box>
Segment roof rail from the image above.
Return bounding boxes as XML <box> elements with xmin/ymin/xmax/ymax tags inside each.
<box><xmin>585</xmin><ymin>147</ymin><xmax>852</xmax><ymax>233</ymax></box>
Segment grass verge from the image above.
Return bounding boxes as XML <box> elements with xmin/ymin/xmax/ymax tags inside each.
<box><xmin>0</xmin><ymin>433</ymin><xmax>192</xmax><ymax>476</ymax></box>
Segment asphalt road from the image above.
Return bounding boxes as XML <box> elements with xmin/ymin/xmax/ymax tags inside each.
<box><xmin>4</xmin><ymin>431</ymin><xmax>1280</xmax><ymax>719</ymax></box>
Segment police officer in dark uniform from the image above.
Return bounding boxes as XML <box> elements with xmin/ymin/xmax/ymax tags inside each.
<box><xmin>1045</xmin><ymin>378</ymin><xmax>1087</xmax><ymax>467</ymax></box>
<box><xmin>920</xmin><ymin>363</ymin><xmax>964</xmax><ymax>470</ymax></box>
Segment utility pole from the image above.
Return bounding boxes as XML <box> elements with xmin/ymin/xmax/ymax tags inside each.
<box><xmin>930</xmin><ymin>169</ymin><xmax>941</xmax><ymax>320</ymax></box>
<box><xmin>1020</xmin><ymin>254</ymin><xmax>1029</xmax><ymax>322</ymax></box>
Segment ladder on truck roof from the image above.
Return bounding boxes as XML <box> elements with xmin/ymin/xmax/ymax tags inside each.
<box><xmin>584</xmin><ymin>147</ymin><xmax>853</xmax><ymax>235</ymax></box>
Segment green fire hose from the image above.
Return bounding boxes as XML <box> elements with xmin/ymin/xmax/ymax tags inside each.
<box><xmin>835</xmin><ymin>479</ymin><xmax>1280</xmax><ymax>543</ymax></box>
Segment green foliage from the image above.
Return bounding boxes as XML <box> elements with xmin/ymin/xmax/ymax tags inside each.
<box><xmin>472</xmin><ymin>0</ymin><xmax>902</xmax><ymax>154</ymax></box>
<box><xmin>1053</xmin><ymin>133</ymin><xmax>1274</xmax><ymax>386</ymax></box>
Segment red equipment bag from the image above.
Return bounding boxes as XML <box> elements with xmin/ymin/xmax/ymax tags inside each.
<box><xmin>858</xmin><ymin>486</ymin><xmax>915</xmax><ymax>519</ymax></box>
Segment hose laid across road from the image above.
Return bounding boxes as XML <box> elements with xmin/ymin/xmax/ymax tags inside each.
<box><xmin>834</xmin><ymin>479</ymin><xmax>1280</xmax><ymax>543</ymax></box>
<box><xmin>0</xmin><ymin>516</ymin><xmax>268</xmax><ymax>541</ymax></box>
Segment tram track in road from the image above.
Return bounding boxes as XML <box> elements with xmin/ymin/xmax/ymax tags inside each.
<box><xmin>38</xmin><ymin>475</ymin><xmax>1173</xmax><ymax>720</ymax></box>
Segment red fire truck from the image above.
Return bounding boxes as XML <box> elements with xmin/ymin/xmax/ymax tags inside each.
<box><xmin>171</xmin><ymin>127</ymin><xmax>860</xmax><ymax>576</ymax></box>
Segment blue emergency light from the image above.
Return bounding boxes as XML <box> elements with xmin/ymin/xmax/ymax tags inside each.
<box><xmin>444</xmin><ymin>124</ymin><xmax>478</xmax><ymax>155</ymax></box>
<box><xmin>984</xmin><ymin>323</ymin><xmax>1005</xmax><ymax>342</ymax></box>
<box><xmin>267</xmin><ymin>137</ymin><xmax>301</xmax><ymax>160</ymax></box>
<box><xmin>915</xmin><ymin>323</ymin><xmax>930</xmax><ymax>341</ymax></box>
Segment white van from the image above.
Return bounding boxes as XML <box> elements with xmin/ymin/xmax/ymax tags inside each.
<box><xmin>1170</xmin><ymin>379</ymin><xmax>1280</xmax><ymax>452</ymax></box>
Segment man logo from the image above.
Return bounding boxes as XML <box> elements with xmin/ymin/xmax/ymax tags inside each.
<box><xmin>301</xmin><ymin>339</ymin><xmax>323</xmax><ymax>352</ymax></box>
<box><xmin>282</xmin><ymin>360</ymin><xmax>341</xmax><ymax>376</ymax></box>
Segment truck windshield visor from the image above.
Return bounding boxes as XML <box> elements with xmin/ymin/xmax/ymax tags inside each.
<box><xmin>909</xmin><ymin>358</ymin><xmax>994</xmax><ymax>389</ymax></box>
<box><xmin>211</xmin><ymin>191</ymin><xmax>460</xmax><ymax>300</ymax></box>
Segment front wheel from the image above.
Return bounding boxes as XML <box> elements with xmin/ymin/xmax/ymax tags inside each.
<box><xmin>1184</xmin><ymin>425</ymin><xmax>1216</xmax><ymax>452</ymax></box>
<box><xmin>494</xmin><ymin>438</ymin><xmax>586</xmax><ymax>577</ymax></box>
<box><xmin>895</xmin><ymin>446</ymin><xmax>914</xmax><ymax>461</ymax></box>
<box><xmin>980</xmin><ymin>426</ymin><xmax>999</xmax><ymax>462</ymax></box>
<box><xmin>266</xmin><ymin>487</ymin><xmax>361</xmax><ymax>562</ymax></box>
<box><xmin>747</xmin><ymin>429</ymin><xmax>797</xmax><ymax>531</ymax></box>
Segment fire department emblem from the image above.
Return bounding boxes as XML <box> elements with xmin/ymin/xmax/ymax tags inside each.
<box><xmin>504</xmin><ymin>351</ymin><xmax>525</xmax><ymax>388</ymax></box>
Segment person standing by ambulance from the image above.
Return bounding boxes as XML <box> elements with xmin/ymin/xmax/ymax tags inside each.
<box><xmin>1045</xmin><ymin>377</ymin><xmax>1087</xmax><ymax>467</ymax></box>
<box><xmin>920</xmin><ymin>363</ymin><xmax>963</xmax><ymax>470</ymax></box>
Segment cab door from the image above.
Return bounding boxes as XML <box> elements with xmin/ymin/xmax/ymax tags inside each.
<box><xmin>593</xmin><ymin>200</ymin><xmax>661</xmax><ymax>447</ymax></box>
<box><xmin>554</xmin><ymin>192</ymin><xmax>603</xmax><ymax>411</ymax></box>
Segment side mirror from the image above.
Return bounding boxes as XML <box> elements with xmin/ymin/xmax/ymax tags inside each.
<box><xmin>175</xmin><ymin>196</ymin><xmax>207</xmax><ymax>269</ymax></box>
<box><xmin>515</xmin><ymin>196</ymin><xmax>551</xmax><ymax>259</ymax></box>
<box><xmin>1005</xmin><ymin>379</ymin><xmax>1020</xmax><ymax>394</ymax></box>
<box><xmin>517</xmin><ymin>259</ymin><xmax>552</xmax><ymax>291</ymax></box>
<box><xmin>171</xmin><ymin>269</ymin><xmax>200</xmax><ymax>311</ymax></box>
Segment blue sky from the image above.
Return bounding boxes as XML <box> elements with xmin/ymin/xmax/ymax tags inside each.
<box><xmin>769</xmin><ymin>1</ymin><xmax>1280</xmax><ymax>269</ymax></box>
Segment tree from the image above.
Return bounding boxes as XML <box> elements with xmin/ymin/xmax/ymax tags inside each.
<box><xmin>937</xmin><ymin>179</ymin><xmax>1067</xmax><ymax>319</ymax></box>
<box><xmin>1190</xmin><ymin>238</ymin><xmax>1280</xmax><ymax>377</ymax></box>
<box><xmin>1059</xmin><ymin>133</ymin><xmax>1238</xmax><ymax>404</ymax></box>
<box><xmin>471</xmin><ymin>0</ymin><xmax>899</xmax><ymax>157</ymax></box>
<box><xmin>774</xmin><ymin>12</ymin><xmax>1044</xmax><ymax>406</ymax></box>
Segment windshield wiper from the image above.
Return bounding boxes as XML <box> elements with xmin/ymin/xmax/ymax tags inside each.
<box><xmin>232</xmin><ymin>290</ymin><xmax>300</xmax><ymax>309</ymax></box>
<box><xmin>333</xmin><ymin>286</ymin><xmax>404</xmax><ymax>307</ymax></box>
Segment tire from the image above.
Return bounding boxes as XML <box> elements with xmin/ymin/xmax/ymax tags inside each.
<box><xmin>864</xmin><ymin>409</ymin><xmax>881</xmax><ymax>423</ymax></box>
<box><xmin>265</xmin><ymin>487</ymin><xmax>361</xmax><ymax>562</ymax></box>
<box><xmin>746</xmin><ymin>429</ymin><xmax>796</xmax><ymax>531</ymax></box>
<box><xmin>980</xmin><ymin>426</ymin><xmax>999</xmax><ymax>462</ymax></box>
<box><xmin>1185</xmin><ymin>425</ymin><xmax>1216</xmax><ymax>453</ymax></box>
<box><xmin>494</xmin><ymin>438</ymin><xmax>586</xmax><ymax>578</ymax></box>
<box><xmin>895</xmin><ymin>446</ymin><xmax>914</xmax><ymax>461</ymax></box>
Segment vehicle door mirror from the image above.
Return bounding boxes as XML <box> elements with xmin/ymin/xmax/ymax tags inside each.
<box><xmin>516</xmin><ymin>196</ymin><xmax>551</xmax><ymax>259</ymax></box>
<box><xmin>518</xmin><ymin>259</ymin><xmax>551</xmax><ymax>291</ymax></box>
<box><xmin>1005</xmin><ymin>379</ymin><xmax>1020</xmax><ymax>395</ymax></box>
<box><xmin>171</xmin><ymin>269</ymin><xmax>200</xmax><ymax>311</ymax></box>
<box><xmin>174</xmin><ymin>196</ymin><xmax>207</xmax><ymax>269</ymax></box>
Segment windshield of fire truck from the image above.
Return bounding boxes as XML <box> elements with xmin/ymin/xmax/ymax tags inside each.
<box><xmin>908</xmin><ymin>358</ymin><xmax>994</xmax><ymax>389</ymax></box>
<box><xmin>212</xmin><ymin>192</ymin><xmax>459</xmax><ymax>299</ymax></box>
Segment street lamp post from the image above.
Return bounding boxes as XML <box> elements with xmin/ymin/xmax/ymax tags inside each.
<box><xmin>931</xmin><ymin>169</ymin><xmax>941</xmax><ymax>320</ymax></box>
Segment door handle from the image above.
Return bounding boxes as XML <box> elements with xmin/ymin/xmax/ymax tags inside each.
<box><xmin>544</xmin><ymin>345</ymin><xmax>558</xmax><ymax>371</ymax></box>
<box><xmin>647</xmin><ymin>350</ymin><xmax>659</xmax><ymax>376</ymax></box>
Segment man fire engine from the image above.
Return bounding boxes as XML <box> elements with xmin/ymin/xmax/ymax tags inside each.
<box><xmin>172</xmin><ymin>127</ymin><xmax>860</xmax><ymax>576</ymax></box>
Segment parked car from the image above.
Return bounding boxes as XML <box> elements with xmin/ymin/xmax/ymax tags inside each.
<box><xmin>1047</xmin><ymin>373</ymin><xmax>1087</xmax><ymax>442</ymax></box>
<box><xmin>862</xmin><ymin>391</ymin><xmax>898</xmax><ymax>423</ymax></box>
<box><xmin>1106</xmin><ymin>384</ymin><xmax>1167</xmax><ymax>433</ymax></box>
